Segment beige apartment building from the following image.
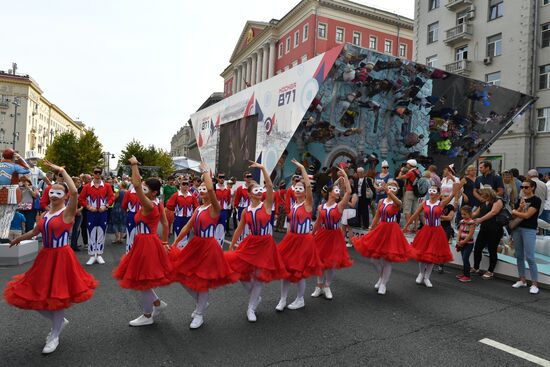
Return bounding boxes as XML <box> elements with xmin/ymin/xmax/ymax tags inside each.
<box><xmin>0</xmin><ymin>69</ymin><xmax>85</xmax><ymax>157</ymax></box>
<box><xmin>414</xmin><ymin>0</ymin><xmax>550</xmax><ymax>174</ymax></box>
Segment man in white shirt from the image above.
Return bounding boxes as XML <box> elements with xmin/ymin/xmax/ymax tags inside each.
<box><xmin>25</xmin><ymin>150</ymin><xmax>50</xmax><ymax>189</ymax></box>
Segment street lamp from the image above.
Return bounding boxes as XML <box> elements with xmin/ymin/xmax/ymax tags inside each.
<box><xmin>11</xmin><ymin>97</ymin><xmax>21</xmax><ymax>149</ymax></box>
<box><xmin>103</xmin><ymin>151</ymin><xmax>115</xmax><ymax>176</ymax></box>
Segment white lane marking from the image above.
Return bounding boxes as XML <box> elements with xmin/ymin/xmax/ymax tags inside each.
<box><xmin>479</xmin><ymin>338</ymin><xmax>550</xmax><ymax>366</ymax></box>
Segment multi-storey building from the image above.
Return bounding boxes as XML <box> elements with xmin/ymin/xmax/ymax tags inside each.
<box><xmin>414</xmin><ymin>0</ymin><xmax>550</xmax><ymax>173</ymax></box>
<box><xmin>0</xmin><ymin>69</ymin><xmax>86</xmax><ymax>157</ymax></box>
<box><xmin>221</xmin><ymin>0</ymin><xmax>414</xmax><ymax>97</ymax></box>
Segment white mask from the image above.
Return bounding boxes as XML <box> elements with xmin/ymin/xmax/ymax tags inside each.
<box><xmin>333</xmin><ymin>187</ymin><xmax>341</xmax><ymax>195</ymax></box>
<box><xmin>49</xmin><ymin>189</ymin><xmax>65</xmax><ymax>199</ymax></box>
<box><xmin>251</xmin><ymin>187</ymin><xmax>263</xmax><ymax>195</ymax></box>
<box><xmin>428</xmin><ymin>188</ymin><xmax>438</xmax><ymax>194</ymax></box>
<box><xmin>198</xmin><ymin>186</ymin><xmax>208</xmax><ymax>193</ymax></box>
<box><xmin>292</xmin><ymin>186</ymin><xmax>305</xmax><ymax>193</ymax></box>
<box><xmin>388</xmin><ymin>186</ymin><xmax>398</xmax><ymax>192</ymax></box>
<box><xmin>141</xmin><ymin>184</ymin><xmax>150</xmax><ymax>194</ymax></box>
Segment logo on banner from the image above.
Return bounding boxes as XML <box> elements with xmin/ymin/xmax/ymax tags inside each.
<box><xmin>278</xmin><ymin>82</ymin><xmax>297</xmax><ymax>107</ymax></box>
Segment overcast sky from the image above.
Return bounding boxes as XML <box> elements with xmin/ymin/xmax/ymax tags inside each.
<box><xmin>2</xmin><ymin>0</ymin><xmax>414</xmax><ymax>168</ymax></box>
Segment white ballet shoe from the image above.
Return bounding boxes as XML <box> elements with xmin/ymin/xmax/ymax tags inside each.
<box><xmin>152</xmin><ymin>300</ymin><xmax>167</xmax><ymax>317</ymax></box>
<box><xmin>323</xmin><ymin>287</ymin><xmax>333</xmax><ymax>300</ymax></box>
<box><xmin>423</xmin><ymin>278</ymin><xmax>433</xmax><ymax>288</ymax></box>
<box><xmin>246</xmin><ymin>308</ymin><xmax>257</xmax><ymax>323</ymax></box>
<box><xmin>415</xmin><ymin>273</ymin><xmax>424</xmax><ymax>284</ymax></box>
<box><xmin>374</xmin><ymin>278</ymin><xmax>381</xmax><ymax>289</ymax></box>
<box><xmin>129</xmin><ymin>314</ymin><xmax>154</xmax><ymax>327</ymax></box>
<box><xmin>42</xmin><ymin>337</ymin><xmax>59</xmax><ymax>354</ymax></box>
<box><xmin>191</xmin><ymin>302</ymin><xmax>209</xmax><ymax>318</ymax></box>
<box><xmin>190</xmin><ymin>314</ymin><xmax>204</xmax><ymax>329</ymax></box>
<box><xmin>311</xmin><ymin>287</ymin><xmax>324</xmax><ymax>298</ymax></box>
<box><xmin>287</xmin><ymin>297</ymin><xmax>305</xmax><ymax>310</ymax></box>
<box><xmin>377</xmin><ymin>284</ymin><xmax>387</xmax><ymax>295</ymax></box>
<box><xmin>275</xmin><ymin>299</ymin><xmax>287</xmax><ymax>312</ymax></box>
<box><xmin>46</xmin><ymin>318</ymin><xmax>69</xmax><ymax>343</ymax></box>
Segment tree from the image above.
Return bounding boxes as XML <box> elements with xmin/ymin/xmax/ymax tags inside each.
<box><xmin>118</xmin><ymin>139</ymin><xmax>174</xmax><ymax>179</ymax></box>
<box><xmin>42</xmin><ymin>129</ymin><xmax>103</xmax><ymax>175</ymax></box>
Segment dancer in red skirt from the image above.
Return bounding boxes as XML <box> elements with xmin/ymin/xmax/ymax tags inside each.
<box><xmin>170</xmin><ymin>161</ymin><xmax>238</xmax><ymax>329</ymax></box>
<box><xmin>310</xmin><ymin>167</ymin><xmax>353</xmax><ymax>300</ymax></box>
<box><xmin>226</xmin><ymin>162</ymin><xmax>289</xmax><ymax>322</ymax></box>
<box><xmin>404</xmin><ymin>181</ymin><xmax>463</xmax><ymax>287</ymax></box>
<box><xmin>113</xmin><ymin>156</ymin><xmax>172</xmax><ymax>327</ymax></box>
<box><xmin>4</xmin><ymin>161</ymin><xmax>97</xmax><ymax>354</ymax></box>
<box><xmin>352</xmin><ymin>180</ymin><xmax>416</xmax><ymax>295</ymax></box>
<box><xmin>276</xmin><ymin>159</ymin><xmax>323</xmax><ymax>311</ymax></box>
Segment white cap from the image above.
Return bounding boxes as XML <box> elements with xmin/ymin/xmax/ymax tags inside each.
<box><xmin>527</xmin><ymin>169</ymin><xmax>538</xmax><ymax>177</ymax></box>
<box><xmin>381</xmin><ymin>160</ymin><xmax>389</xmax><ymax>168</ymax></box>
<box><xmin>406</xmin><ymin>159</ymin><xmax>417</xmax><ymax>167</ymax></box>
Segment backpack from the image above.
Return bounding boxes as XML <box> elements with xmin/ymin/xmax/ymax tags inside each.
<box><xmin>412</xmin><ymin>170</ymin><xmax>430</xmax><ymax>197</ymax></box>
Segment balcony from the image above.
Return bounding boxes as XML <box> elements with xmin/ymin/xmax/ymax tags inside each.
<box><xmin>446</xmin><ymin>0</ymin><xmax>472</xmax><ymax>11</ymax></box>
<box><xmin>0</xmin><ymin>101</ymin><xmax>9</xmax><ymax>109</ymax></box>
<box><xmin>445</xmin><ymin>59</ymin><xmax>472</xmax><ymax>76</ymax></box>
<box><xmin>444</xmin><ymin>23</ymin><xmax>473</xmax><ymax>45</ymax></box>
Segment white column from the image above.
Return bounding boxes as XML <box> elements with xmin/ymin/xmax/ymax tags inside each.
<box><xmin>246</xmin><ymin>57</ymin><xmax>252</xmax><ymax>86</ymax></box>
<box><xmin>242</xmin><ymin>62</ymin><xmax>247</xmax><ymax>89</ymax></box>
<box><xmin>251</xmin><ymin>54</ymin><xmax>257</xmax><ymax>85</ymax></box>
<box><xmin>237</xmin><ymin>65</ymin><xmax>243</xmax><ymax>91</ymax></box>
<box><xmin>268</xmin><ymin>40</ymin><xmax>276</xmax><ymax>78</ymax></box>
<box><xmin>232</xmin><ymin>69</ymin><xmax>237</xmax><ymax>94</ymax></box>
<box><xmin>256</xmin><ymin>51</ymin><xmax>263</xmax><ymax>83</ymax></box>
<box><xmin>261</xmin><ymin>44</ymin><xmax>269</xmax><ymax>81</ymax></box>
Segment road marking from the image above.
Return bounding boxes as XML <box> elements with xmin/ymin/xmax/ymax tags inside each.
<box><xmin>479</xmin><ymin>338</ymin><xmax>550</xmax><ymax>367</ymax></box>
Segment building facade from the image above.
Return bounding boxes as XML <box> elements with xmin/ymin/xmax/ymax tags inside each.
<box><xmin>221</xmin><ymin>0</ymin><xmax>414</xmax><ymax>97</ymax></box>
<box><xmin>414</xmin><ymin>0</ymin><xmax>550</xmax><ymax>173</ymax></box>
<box><xmin>0</xmin><ymin>70</ymin><xmax>86</xmax><ymax>157</ymax></box>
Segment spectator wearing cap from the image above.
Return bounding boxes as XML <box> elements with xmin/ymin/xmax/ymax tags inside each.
<box><xmin>427</xmin><ymin>165</ymin><xmax>441</xmax><ymax>188</ymax></box>
<box><xmin>474</xmin><ymin>160</ymin><xmax>504</xmax><ymax>204</ymax></box>
<box><xmin>396</xmin><ymin>159</ymin><xmax>421</xmax><ymax>232</ymax></box>
<box><xmin>520</xmin><ymin>170</ymin><xmax>547</xmax><ymax>215</ymax></box>
<box><xmin>374</xmin><ymin>160</ymin><xmax>393</xmax><ymax>204</ymax></box>
<box><xmin>353</xmin><ymin>167</ymin><xmax>376</xmax><ymax>229</ymax></box>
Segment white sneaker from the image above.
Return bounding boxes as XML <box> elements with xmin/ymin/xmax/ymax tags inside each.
<box><xmin>191</xmin><ymin>302</ymin><xmax>209</xmax><ymax>318</ymax></box>
<box><xmin>46</xmin><ymin>318</ymin><xmax>69</xmax><ymax>343</ymax></box>
<box><xmin>323</xmin><ymin>287</ymin><xmax>333</xmax><ymax>300</ymax></box>
<box><xmin>512</xmin><ymin>281</ymin><xmax>528</xmax><ymax>289</ymax></box>
<box><xmin>129</xmin><ymin>314</ymin><xmax>154</xmax><ymax>327</ymax></box>
<box><xmin>152</xmin><ymin>300</ymin><xmax>167</xmax><ymax>317</ymax></box>
<box><xmin>287</xmin><ymin>297</ymin><xmax>305</xmax><ymax>310</ymax></box>
<box><xmin>423</xmin><ymin>278</ymin><xmax>433</xmax><ymax>288</ymax></box>
<box><xmin>415</xmin><ymin>273</ymin><xmax>424</xmax><ymax>285</ymax></box>
<box><xmin>42</xmin><ymin>337</ymin><xmax>59</xmax><ymax>354</ymax></box>
<box><xmin>530</xmin><ymin>285</ymin><xmax>540</xmax><ymax>294</ymax></box>
<box><xmin>190</xmin><ymin>314</ymin><xmax>204</xmax><ymax>329</ymax></box>
<box><xmin>86</xmin><ymin>255</ymin><xmax>97</xmax><ymax>265</ymax></box>
<box><xmin>96</xmin><ymin>255</ymin><xmax>105</xmax><ymax>265</ymax></box>
<box><xmin>311</xmin><ymin>287</ymin><xmax>324</xmax><ymax>298</ymax></box>
<box><xmin>374</xmin><ymin>278</ymin><xmax>381</xmax><ymax>289</ymax></box>
<box><xmin>246</xmin><ymin>308</ymin><xmax>257</xmax><ymax>323</ymax></box>
<box><xmin>377</xmin><ymin>284</ymin><xmax>387</xmax><ymax>295</ymax></box>
<box><xmin>275</xmin><ymin>299</ymin><xmax>287</xmax><ymax>312</ymax></box>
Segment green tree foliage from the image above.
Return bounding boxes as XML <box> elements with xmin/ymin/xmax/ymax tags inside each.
<box><xmin>118</xmin><ymin>139</ymin><xmax>174</xmax><ymax>179</ymax></box>
<box><xmin>42</xmin><ymin>129</ymin><xmax>103</xmax><ymax>175</ymax></box>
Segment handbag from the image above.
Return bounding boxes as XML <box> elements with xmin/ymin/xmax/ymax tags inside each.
<box><xmin>365</xmin><ymin>178</ymin><xmax>374</xmax><ymax>199</ymax></box>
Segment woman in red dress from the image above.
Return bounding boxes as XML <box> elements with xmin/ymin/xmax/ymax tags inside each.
<box><xmin>4</xmin><ymin>161</ymin><xmax>97</xmax><ymax>354</ymax></box>
<box><xmin>113</xmin><ymin>156</ymin><xmax>172</xmax><ymax>327</ymax></box>
<box><xmin>352</xmin><ymin>180</ymin><xmax>416</xmax><ymax>295</ymax></box>
<box><xmin>404</xmin><ymin>181</ymin><xmax>463</xmax><ymax>287</ymax></box>
<box><xmin>310</xmin><ymin>167</ymin><xmax>353</xmax><ymax>300</ymax></box>
<box><xmin>170</xmin><ymin>161</ymin><xmax>237</xmax><ymax>329</ymax></box>
<box><xmin>276</xmin><ymin>159</ymin><xmax>323</xmax><ymax>311</ymax></box>
<box><xmin>226</xmin><ymin>162</ymin><xmax>289</xmax><ymax>322</ymax></box>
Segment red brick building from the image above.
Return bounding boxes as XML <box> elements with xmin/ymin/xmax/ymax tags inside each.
<box><xmin>221</xmin><ymin>0</ymin><xmax>413</xmax><ymax>97</ymax></box>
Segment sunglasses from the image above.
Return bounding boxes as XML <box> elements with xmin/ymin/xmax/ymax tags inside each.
<box><xmin>521</xmin><ymin>186</ymin><xmax>531</xmax><ymax>189</ymax></box>
<box><xmin>382</xmin><ymin>166</ymin><xmax>389</xmax><ymax>169</ymax></box>
<box><xmin>218</xmin><ymin>176</ymin><xmax>225</xmax><ymax>179</ymax></box>
<box><xmin>181</xmin><ymin>182</ymin><xmax>189</xmax><ymax>186</ymax></box>
<box><xmin>93</xmin><ymin>171</ymin><xmax>102</xmax><ymax>175</ymax></box>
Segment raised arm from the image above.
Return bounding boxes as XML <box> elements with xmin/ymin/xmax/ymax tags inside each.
<box><xmin>292</xmin><ymin>159</ymin><xmax>313</xmax><ymax>210</ymax></box>
<box><xmin>250</xmin><ymin>161</ymin><xmax>273</xmax><ymax>214</ymax></box>
<box><xmin>337</xmin><ymin>168</ymin><xmax>351</xmax><ymax>213</ymax></box>
<box><xmin>43</xmin><ymin>160</ymin><xmax>77</xmax><ymax>223</ymax></box>
<box><xmin>440</xmin><ymin>180</ymin><xmax>465</xmax><ymax>208</ymax></box>
<box><xmin>200</xmin><ymin>161</ymin><xmax>221</xmax><ymax>216</ymax></box>
<box><xmin>129</xmin><ymin>155</ymin><xmax>153</xmax><ymax>214</ymax></box>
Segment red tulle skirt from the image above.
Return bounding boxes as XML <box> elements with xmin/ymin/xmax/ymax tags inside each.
<box><xmin>224</xmin><ymin>234</ymin><xmax>289</xmax><ymax>282</ymax></box>
<box><xmin>411</xmin><ymin>225</ymin><xmax>454</xmax><ymax>264</ymax></box>
<box><xmin>170</xmin><ymin>236</ymin><xmax>238</xmax><ymax>292</ymax></box>
<box><xmin>314</xmin><ymin>228</ymin><xmax>353</xmax><ymax>269</ymax></box>
<box><xmin>4</xmin><ymin>246</ymin><xmax>97</xmax><ymax>311</ymax></box>
<box><xmin>352</xmin><ymin>222</ymin><xmax>416</xmax><ymax>262</ymax></box>
<box><xmin>277</xmin><ymin>232</ymin><xmax>323</xmax><ymax>282</ymax></box>
<box><xmin>113</xmin><ymin>233</ymin><xmax>172</xmax><ymax>290</ymax></box>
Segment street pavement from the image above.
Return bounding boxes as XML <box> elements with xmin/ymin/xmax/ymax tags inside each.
<box><xmin>1</xmin><ymin>232</ymin><xmax>550</xmax><ymax>367</ymax></box>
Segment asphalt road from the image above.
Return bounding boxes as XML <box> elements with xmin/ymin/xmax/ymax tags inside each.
<box><xmin>1</xmin><ymin>233</ymin><xmax>550</xmax><ymax>367</ymax></box>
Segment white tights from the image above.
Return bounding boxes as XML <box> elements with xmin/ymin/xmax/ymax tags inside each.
<box><xmin>184</xmin><ymin>286</ymin><xmax>209</xmax><ymax>316</ymax></box>
<box><xmin>242</xmin><ymin>280</ymin><xmax>263</xmax><ymax>309</ymax></box>
<box><xmin>418</xmin><ymin>262</ymin><xmax>434</xmax><ymax>280</ymax></box>
<box><xmin>372</xmin><ymin>259</ymin><xmax>392</xmax><ymax>287</ymax></box>
<box><xmin>280</xmin><ymin>279</ymin><xmax>306</xmax><ymax>302</ymax></box>
<box><xmin>38</xmin><ymin>310</ymin><xmax>65</xmax><ymax>339</ymax></box>
<box><xmin>317</xmin><ymin>268</ymin><xmax>337</xmax><ymax>287</ymax></box>
<box><xmin>141</xmin><ymin>289</ymin><xmax>159</xmax><ymax>315</ymax></box>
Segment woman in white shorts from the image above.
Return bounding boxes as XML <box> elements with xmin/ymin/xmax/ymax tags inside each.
<box><xmin>341</xmin><ymin>192</ymin><xmax>358</xmax><ymax>247</ymax></box>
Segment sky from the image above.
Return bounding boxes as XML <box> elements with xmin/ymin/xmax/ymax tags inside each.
<box><xmin>1</xmin><ymin>0</ymin><xmax>414</xmax><ymax>168</ymax></box>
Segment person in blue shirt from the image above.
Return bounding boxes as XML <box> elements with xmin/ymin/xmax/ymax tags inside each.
<box><xmin>9</xmin><ymin>211</ymin><xmax>26</xmax><ymax>240</ymax></box>
<box><xmin>0</xmin><ymin>148</ymin><xmax>30</xmax><ymax>243</ymax></box>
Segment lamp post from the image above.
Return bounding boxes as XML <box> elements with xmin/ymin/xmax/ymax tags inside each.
<box><xmin>103</xmin><ymin>151</ymin><xmax>115</xmax><ymax>176</ymax></box>
<box><xmin>11</xmin><ymin>97</ymin><xmax>21</xmax><ymax>149</ymax></box>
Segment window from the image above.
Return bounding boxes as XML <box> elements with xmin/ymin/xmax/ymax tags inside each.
<box><xmin>540</xmin><ymin>64</ymin><xmax>550</xmax><ymax>89</ymax></box>
<box><xmin>487</xmin><ymin>33</ymin><xmax>502</xmax><ymax>57</ymax></box>
<box><xmin>544</xmin><ymin>0</ymin><xmax>550</xmax><ymax>5</ymax></box>
<box><xmin>294</xmin><ymin>31</ymin><xmax>300</xmax><ymax>47</ymax></box>
<box><xmin>428</xmin><ymin>22</ymin><xmax>439</xmax><ymax>43</ymax></box>
<box><xmin>384</xmin><ymin>40</ymin><xmax>392</xmax><ymax>54</ymax></box>
<box><xmin>542</xmin><ymin>23</ymin><xmax>550</xmax><ymax>48</ymax></box>
<box><xmin>278</xmin><ymin>43</ymin><xmax>283</xmax><ymax>58</ymax></box>
<box><xmin>292</xmin><ymin>60</ymin><xmax>298</xmax><ymax>67</ymax></box>
<box><xmin>455</xmin><ymin>45</ymin><xmax>468</xmax><ymax>61</ymax></box>
<box><xmin>303</xmin><ymin>24</ymin><xmax>309</xmax><ymax>42</ymax></box>
<box><xmin>285</xmin><ymin>36</ymin><xmax>291</xmax><ymax>53</ymax></box>
<box><xmin>456</xmin><ymin>9</ymin><xmax>469</xmax><ymax>25</ymax></box>
<box><xmin>352</xmin><ymin>31</ymin><xmax>361</xmax><ymax>46</ymax></box>
<box><xmin>318</xmin><ymin>23</ymin><xmax>327</xmax><ymax>39</ymax></box>
<box><xmin>537</xmin><ymin>107</ymin><xmax>550</xmax><ymax>132</ymax></box>
<box><xmin>336</xmin><ymin>27</ymin><xmax>344</xmax><ymax>43</ymax></box>
<box><xmin>485</xmin><ymin>71</ymin><xmax>501</xmax><ymax>86</ymax></box>
<box><xmin>301</xmin><ymin>54</ymin><xmax>308</xmax><ymax>63</ymax></box>
<box><xmin>429</xmin><ymin>0</ymin><xmax>440</xmax><ymax>10</ymax></box>
<box><xmin>399</xmin><ymin>44</ymin><xmax>407</xmax><ymax>57</ymax></box>
<box><xmin>369</xmin><ymin>36</ymin><xmax>377</xmax><ymax>49</ymax></box>
<box><xmin>489</xmin><ymin>0</ymin><xmax>503</xmax><ymax>21</ymax></box>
